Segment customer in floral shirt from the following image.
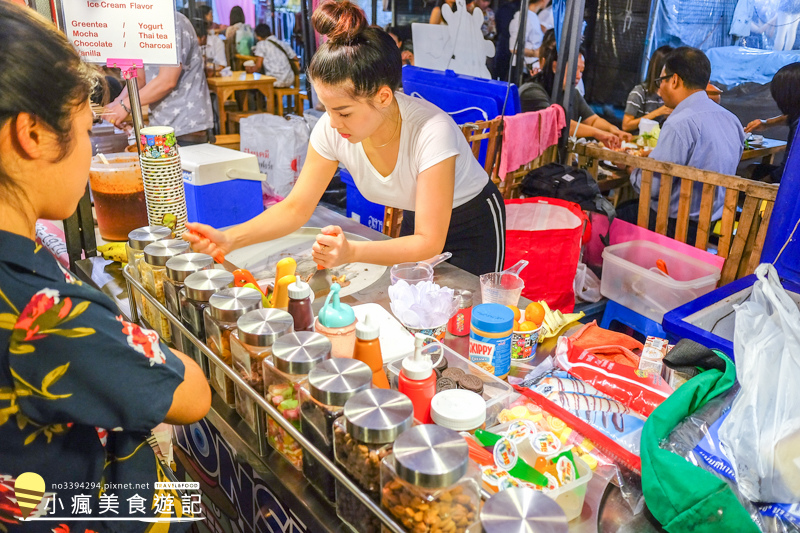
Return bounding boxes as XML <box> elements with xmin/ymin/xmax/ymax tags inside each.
<box><xmin>0</xmin><ymin>4</ymin><xmax>211</xmax><ymax>532</ymax></box>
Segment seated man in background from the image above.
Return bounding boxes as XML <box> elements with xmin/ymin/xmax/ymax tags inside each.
<box><xmin>520</xmin><ymin>48</ymin><xmax>630</xmax><ymax>149</ymax></box>
<box><xmin>253</xmin><ymin>23</ymin><xmax>297</xmax><ymax>88</ymax></box>
<box><xmin>625</xmin><ymin>47</ymin><xmax>744</xmax><ymax>240</ymax></box>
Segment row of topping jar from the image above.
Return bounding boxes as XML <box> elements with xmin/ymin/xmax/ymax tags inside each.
<box><xmin>381</xmin><ymin>425</ymin><xmax>481</xmax><ymax>533</ymax></box>
<box><xmin>205</xmin><ymin>287</ymin><xmax>263</xmax><ymax>405</ymax></box>
<box><xmin>334</xmin><ymin>389</ymin><xmax>413</xmax><ymax>533</ymax></box>
<box><xmin>179</xmin><ymin>269</ymin><xmax>234</xmax><ymax>372</ymax></box>
<box><xmin>300</xmin><ymin>358</ymin><xmax>372</xmax><ymax>502</ymax></box>
<box><xmin>164</xmin><ymin>253</ymin><xmax>214</xmax><ymax>354</ymax></box>
<box><xmin>126</xmin><ymin>225</ymin><xmax>171</xmax><ymax>282</ymax></box>
<box><xmin>139</xmin><ymin>239</ymin><xmax>190</xmax><ymax>342</ymax></box>
<box><xmin>231</xmin><ymin>309</ymin><xmax>294</xmax><ymax>432</ymax></box>
<box><xmin>263</xmin><ymin>332</ymin><xmax>331</xmax><ymax>470</ymax></box>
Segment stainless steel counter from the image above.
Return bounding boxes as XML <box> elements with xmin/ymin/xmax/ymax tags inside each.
<box><xmin>77</xmin><ymin>206</ymin><xmax>659</xmax><ymax>533</ymax></box>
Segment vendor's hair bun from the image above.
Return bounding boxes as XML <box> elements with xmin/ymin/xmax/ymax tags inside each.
<box><xmin>312</xmin><ymin>0</ymin><xmax>367</xmax><ymax>44</ymax></box>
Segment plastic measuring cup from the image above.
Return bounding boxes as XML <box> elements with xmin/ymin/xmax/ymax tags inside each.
<box><xmin>390</xmin><ymin>252</ymin><xmax>452</xmax><ymax>285</ymax></box>
<box><xmin>480</xmin><ymin>260</ymin><xmax>528</xmax><ymax>306</ymax></box>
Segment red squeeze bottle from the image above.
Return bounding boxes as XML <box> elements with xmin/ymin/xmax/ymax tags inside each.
<box><xmin>398</xmin><ymin>334</ymin><xmax>439</xmax><ymax>423</ymax></box>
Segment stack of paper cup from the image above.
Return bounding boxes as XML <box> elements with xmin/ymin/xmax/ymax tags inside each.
<box><xmin>138</xmin><ymin>126</ymin><xmax>187</xmax><ymax>236</ymax></box>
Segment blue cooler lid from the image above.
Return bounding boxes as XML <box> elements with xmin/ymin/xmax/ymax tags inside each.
<box><xmin>762</xmin><ymin>138</ymin><xmax>800</xmax><ymax>284</ymax></box>
<box><xmin>471</xmin><ymin>304</ymin><xmax>514</xmax><ymax>333</ymax></box>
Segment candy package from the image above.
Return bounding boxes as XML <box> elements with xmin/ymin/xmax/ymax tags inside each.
<box><xmin>555</xmin><ymin>337</ymin><xmax>673</xmax><ymax>417</ymax></box>
<box><xmin>522</xmin><ymin>369</ymin><xmax>644</xmax><ymax>455</ymax></box>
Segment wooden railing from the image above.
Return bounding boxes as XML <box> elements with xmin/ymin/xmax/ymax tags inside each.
<box><xmin>571</xmin><ymin>142</ymin><xmax>779</xmax><ymax>285</ymax></box>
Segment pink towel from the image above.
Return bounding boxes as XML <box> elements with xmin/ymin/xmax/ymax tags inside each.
<box><xmin>499</xmin><ymin>104</ymin><xmax>566</xmax><ymax>181</ymax></box>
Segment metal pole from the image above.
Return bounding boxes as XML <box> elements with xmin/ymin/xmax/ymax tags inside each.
<box><xmin>553</xmin><ymin>0</ymin><xmax>584</xmax><ymax>160</ymax></box>
<box><xmin>391</xmin><ymin>0</ymin><xmax>396</xmax><ymax>26</ymax></box>
<box><xmin>372</xmin><ymin>0</ymin><xmax>378</xmax><ymax>25</ymax></box>
<box><xmin>124</xmin><ymin>69</ymin><xmax>146</xmax><ymax>155</ymax></box>
<box><xmin>513</xmin><ymin>0</ymin><xmax>528</xmax><ymax>86</ymax></box>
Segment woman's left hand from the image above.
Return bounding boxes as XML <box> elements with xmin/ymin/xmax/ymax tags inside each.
<box><xmin>104</xmin><ymin>102</ymin><xmax>129</xmax><ymax>128</ymax></box>
<box><xmin>312</xmin><ymin>225</ymin><xmax>352</xmax><ymax>268</ymax></box>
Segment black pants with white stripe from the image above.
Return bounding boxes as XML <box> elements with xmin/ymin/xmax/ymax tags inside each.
<box><xmin>400</xmin><ymin>179</ymin><xmax>506</xmax><ymax>276</ymax></box>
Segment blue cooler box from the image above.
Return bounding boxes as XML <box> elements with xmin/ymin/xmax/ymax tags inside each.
<box><xmin>663</xmin><ymin>140</ymin><xmax>800</xmax><ymax>358</ymax></box>
<box><xmin>340</xmin><ymin>169</ymin><xmax>385</xmax><ymax>233</ymax></box>
<box><xmin>180</xmin><ymin>144</ymin><xmax>266</xmax><ymax>228</ymax></box>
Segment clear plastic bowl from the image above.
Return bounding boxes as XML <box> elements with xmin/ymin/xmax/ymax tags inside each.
<box><xmin>480</xmin><ymin>272</ymin><xmax>524</xmax><ymax>307</ymax></box>
<box><xmin>390</xmin><ymin>262</ymin><xmax>433</xmax><ymax>285</ymax></box>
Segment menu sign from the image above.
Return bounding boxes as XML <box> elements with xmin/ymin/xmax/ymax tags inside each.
<box><xmin>62</xmin><ymin>0</ymin><xmax>178</xmax><ymax>65</ymax></box>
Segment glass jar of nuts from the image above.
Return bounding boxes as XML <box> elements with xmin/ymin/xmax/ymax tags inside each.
<box><xmin>231</xmin><ymin>308</ymin><xmax>294</xmax><ymax>433</ymax></box>
<box><xmin>334</xmin><ymin>389</ymin><xmax>414</xmax><ymax>533</ymax></box>
<box><xmin>204</xmin><ymin>287</ymin><xmax>263</xmax><ymax>405</ymax></box>
<box><xmin>140</xmin><ymin>239</ymin><xmax>190</xmax><ymax>342</ymax></box>
<box><xmin>300</xmin><ymin>358</ymin><xmax>372</xmax><ymax>502</ymax></box>
<box><xmin>380</xmin><ymin>425</ymin><xmax>480</xmax><ymax>533</ymax></box>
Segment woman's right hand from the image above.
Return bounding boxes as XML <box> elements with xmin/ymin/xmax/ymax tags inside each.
<box><xmin>183</xmin><ymin>222</ymin><xmax>233</xmax><ymax>259</ymax></box>
<box><xmin>744</xmin><ymin>118</ymin><xmax>765</xmax><ymax>134</ymax></box>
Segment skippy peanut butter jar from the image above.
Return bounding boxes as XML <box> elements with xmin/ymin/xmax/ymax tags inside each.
<box><xmin>468</xmin><ymin>304</ymin><xmax>514</xmax><ymax>380</ymax></box>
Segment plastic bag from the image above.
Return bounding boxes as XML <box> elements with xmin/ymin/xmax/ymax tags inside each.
<box><xmin>719</xmin><ymin>263</ymin><xmax>800</xmax><ymax>504</ymax></box>
<box><xmin>240</xmin><ymin>114</ymin><xmax>307</xmax><ymax>198</ymax></box>
<box><xmin>556</xmin><ymin>337</ymin><xmax>673</xmax><ymax>418</ymax></box>
<box><xmin>664</xmin><ymin>383</ymin><xmax>800</xmax><ymax>532</ymax></box>
<box><xmin>574</xmin><ymin>262</ymin><xmax>601</xmax><ymax>303</ymax></box>
<box><xmin>504</xmin><ymin>198</ymin><xmax>588</xmax><ymax>312</ymax></box>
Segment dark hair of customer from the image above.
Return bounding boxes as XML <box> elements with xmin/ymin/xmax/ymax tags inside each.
<box><xmin>535</xmin><ymin>46</ymin><xmax>583</xmax><ymax>96</ymax></box>
<box><xmin>645</xmin><ymin>45</ymin><xmax>673</xmax><ymax>93</ymax></box>
<box><xmin>663</xmin><ymin>46</ymin><xmax>710</xmax><ymax>90</ymax></box>
<box><xmin>229</xmin><ymin>5</ymin><xmax>245</xmax><ymax>25</ymax></box>
<box><xmin>307</xmin><ymin>0</ymin><xmax>402</xmax><ymax>98</ymax></box>
<box><xmin>538</xmin><ymin>28</ymin><xmax>556</xmax><ymax>61</ymax></box>
<box><xmin>0</xmin><ymin>2</ymin><xmax>94</xmax><ymax>203</ymax></box>
<box><xmin>771</xmin><ymin>62</ymin><xmax>800</xmax><ymax>124</ymax></box>
<box><xmin>386</xmin><ymin>24</ymin><xmax>412</xmax><ymax>46</ymax></box>
<box><xmin>192</xmin><ymin>17</ymin><xmax>207</xmax><ymax>39</ymax></box>
<box><xmin>199</xmin><ymin>5</ymin><xmax>212</xmax><ymax>17</ymax></box>
<box><xmin>255</xmin><ymin>23</ymin><xmax>272</xmax><ymax>39</ymax></box>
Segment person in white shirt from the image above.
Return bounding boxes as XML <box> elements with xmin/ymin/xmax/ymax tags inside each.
<box><xmin>253</xmin><ymin>23</ymin><xmax>297</xmax><ymax>87</ymax></box>
<box><xmin>185</xmin><ymin>0</ymin><xmax>506</xmax><ymax>276</ymax></box>
<box><xmin>509</xmin><ymin>0</ymin><xmax>548</xmax><ymax>66</ymax></box>
<box><xmin>539</xmin><ymin>2</ymin><xmax>553</xmax><ymax>30</ymax></box>
<box><xmin>192</xmin><ymin>18</ymin><xmax>227</xmax><ymax>68</ymax></box>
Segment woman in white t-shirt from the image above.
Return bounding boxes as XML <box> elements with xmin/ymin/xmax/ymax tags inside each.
<box><xmin>185</xmin><ymin>0</ymin><xmax>506</xmax><ymax>276</ymax></box>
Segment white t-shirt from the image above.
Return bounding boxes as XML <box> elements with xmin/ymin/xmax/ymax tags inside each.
<box><xmin>310</xmin><ymin>92</ymin><xmax>488</xmax><ymax>211</ymax></box>
<box><xmin>509</xmin><ymin>8</ymin><xmax>544</xmax><ymax>66</ymax></box>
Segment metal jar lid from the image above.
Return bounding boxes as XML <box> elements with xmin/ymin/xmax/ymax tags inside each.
<box><xmin>183</xmin><ymin>270</ymin><xmax>234</xmax><ymax>302</ymax></box>
<box><xmin>392</xmin><ymin>425</ymin><xmax>468</xmax><ymax>489</ymax></box>
<box><xmin>143</xmin><ymin>239</ymin><xmax>190</xmax><ymax>266</ymax></box>
<box><xmin>166</xmin><ymin>253</ymin><xmax>215</xmax><ymax>282</ymax></box>
<box><xmin>208</xmin><ymin>287</ymin><xmax>263</xmax><ymax>322</ymax></box>
<box><xmin>272</xmin><ymin>332</ymin><xmax>331</xmax><ymax>375</ymax></box>
<box><xmin>128</xmin><ymin>225</ymin><xmax>172</xmax><ymax>250</ymax></box>
<box><xmin>343</xmin><ymin>389</ymin><xmax>414</xmax><ymax>444</ymax></box>
<box><xmin>237</xmin><ymin>309</ymin><xmax>293</xmax><ymax>347</ymax></box>
<box><xmin>480</xmin><ymin>487</ymin><xmax>568</xmax><ymax>533</ymax></box>
<box><xmin>308</xmin><ymin>358</ymin><xmax>372</xmax><ymax>406</ymax></box>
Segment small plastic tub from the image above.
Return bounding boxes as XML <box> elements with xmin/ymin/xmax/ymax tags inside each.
<box><xmin>601</xmin><ymin>240</ymin><xmax>721</xmax><ymax>322</ymax></box>
<box><xmin>511</xmin><ymin>325</ymin><xmax>542</xmax><ymax>361</ymax></box>
<box><xmin>546</xmin><ymin>455</ymin><xmax>593</xmax><ymax>521</ymax></box>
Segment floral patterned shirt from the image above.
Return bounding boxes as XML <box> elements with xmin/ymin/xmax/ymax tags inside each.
<box><xmin>0</xmin><ymin>230</ymin><xmax>186</xmax><ymax>532</ymax></box>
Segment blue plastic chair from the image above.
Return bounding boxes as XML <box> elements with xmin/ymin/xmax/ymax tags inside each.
<box><xmin>600</xmin><ymin>299</ymin><xmax>668</xmax><ymax>339</ymax></box>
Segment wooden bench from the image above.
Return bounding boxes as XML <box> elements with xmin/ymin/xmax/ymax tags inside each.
<box><xmin>571</xmin><ymin>142</ymin><xmax>779</xmax><ymax>286</ymax></box>
<box><xmin>274</xmin><ymin>58</ymin><xmax>303</xmax><ymax>116</ymax></box>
